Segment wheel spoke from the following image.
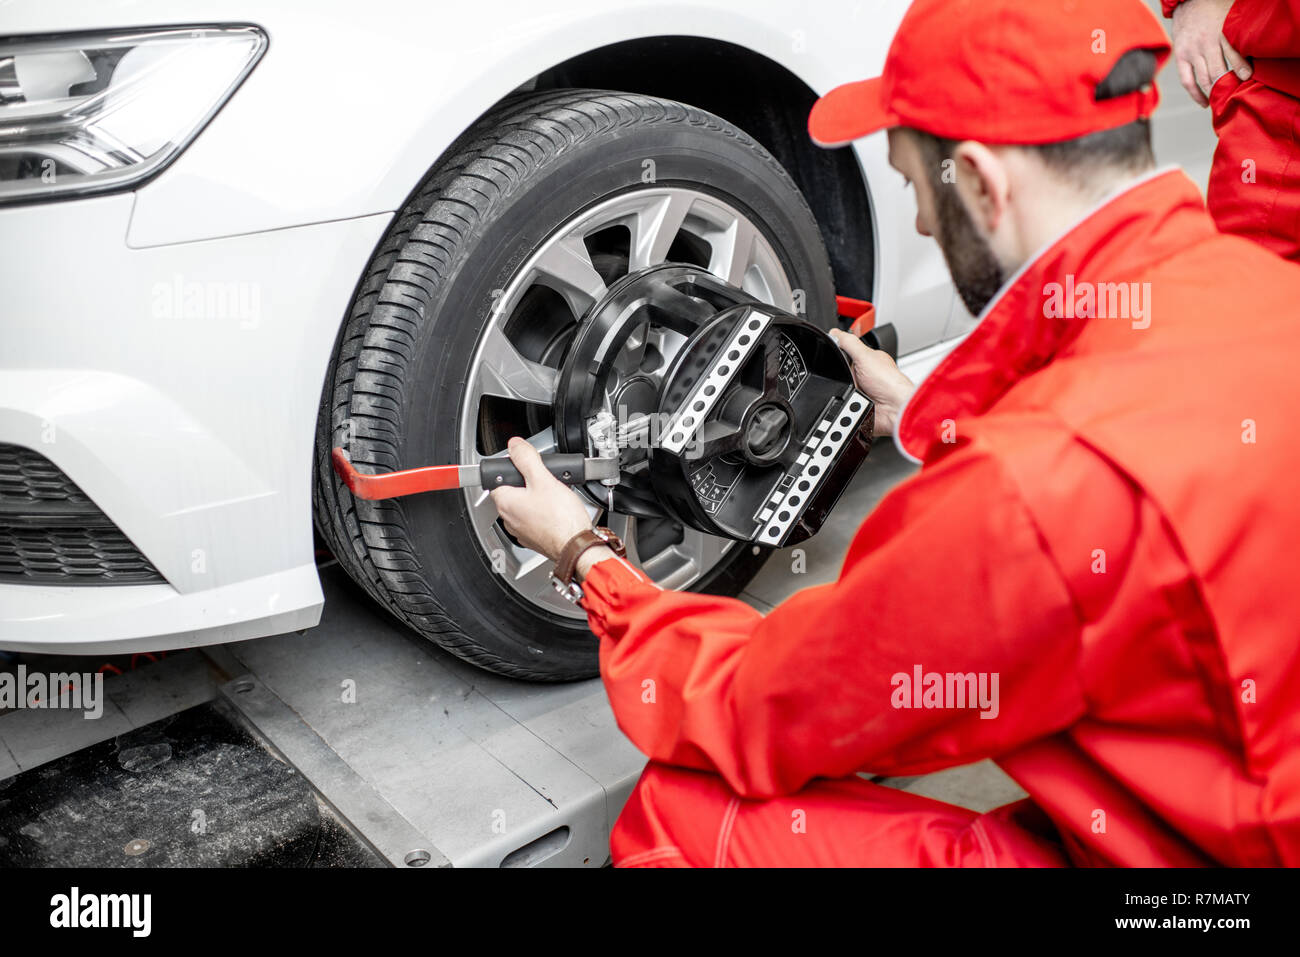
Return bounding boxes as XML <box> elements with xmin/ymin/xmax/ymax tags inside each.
<box><xmin>708</xmin><ymin>216</ymin><xmax>758</xmax><ymax>287</ymax></box>
<box><xmin>680</xmin><ymin>527</ymin><xmax>729</xmax><ymax>577</ymax></box>
<box><xmin>604</xmin><ymin>511</ymin><xmax>642</xmax><ymax>565</ymax></box>
<box><xmin>477</xmin><ymin>324</ymin><xmax>559</xmax><ymax>405</ymax></box>
<box><xmin>612</xmin><ymin>320</ymin><xmax>650</xmax><ymax>377</ymax></box>
<box><xmin>638</xmin><ymin>541</ymin><xmax>676</xmax><ymax>580</ymax></box>
<box><xmin>532</xmin><ymin>235</ymin><xmax>609</xmax><ymax>317</ymax></box>
<box><xmin>527</xmin><ymin>425</ymin><xmax>559</xmax><ymax>455</ymax></box>
<box><xmin>640</xmin><ymin>526</ymin><xmax>729</xmax><ymax>586</ymax></box>
<box><xmin>629</xmin><ymin>192</ymin><xmax>694</xmax><ymax>271</ymax></box>
<box><xmin>647</xmin><ymin>280</ymin><xmax>718</xmax><ymax>336</ymax></box>
<box><xmin>644</xmin><ymin>326</ymin><xmax>687</xmax><ymax>374</ymax></box>
<box><xmin>511</xmin><ymin>552</ymin><xmax>556</xmax><ymax>598</ymax></box>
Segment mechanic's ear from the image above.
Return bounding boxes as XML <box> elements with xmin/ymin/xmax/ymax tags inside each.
<box><xmin>951</xmin><ymin>141</ymin><xmax>1010</xmax><ymax>235</ymax></box>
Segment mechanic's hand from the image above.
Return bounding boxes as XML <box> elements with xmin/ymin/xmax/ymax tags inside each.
<box><xmin>1171</xmin><ymin>0</ymin><xmax>1250</xmax><ymax>107</ymax></box>
<box><xmin>489</xmin><ymin>437</ymin><xmax>594</xmax><ymax>562</ymax></box>
<box><xmin>828</xmin><ymin>328</ymin><xmax>916</xmax><ymax>436</ymax></box>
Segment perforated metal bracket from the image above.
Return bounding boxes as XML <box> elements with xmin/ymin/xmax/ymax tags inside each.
<box><xmin>660</xmin><ymin>307</ymin><xmax>773</xmax><ymax>456</ymax></box>
<box><xmin>754</xmin><ymin>391</ymin><xmax>874</xmax><ymax>546</ymax></box>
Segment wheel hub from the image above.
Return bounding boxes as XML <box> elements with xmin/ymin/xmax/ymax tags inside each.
<box><xmin>742</xmin><ymin>402</ymin><xmax>792</xmax><ymax>463</ymax></box>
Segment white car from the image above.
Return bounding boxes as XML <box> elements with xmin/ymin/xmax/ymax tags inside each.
<box><xmin>0</xmin><ymin>1</ymin><xmax>1211</xmax><ymax>678</ymax></box>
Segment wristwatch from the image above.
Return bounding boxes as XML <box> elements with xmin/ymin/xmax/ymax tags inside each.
<box><xmin>551</xmin><ymin>526</ymin><xmax>626</xmax><ymax>602</ymax></box>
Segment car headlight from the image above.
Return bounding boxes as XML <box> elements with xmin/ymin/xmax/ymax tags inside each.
<box><xmin>0</xmin><ymin>25</ymin><xmax>266</xmax><ymax>204</ymax></box>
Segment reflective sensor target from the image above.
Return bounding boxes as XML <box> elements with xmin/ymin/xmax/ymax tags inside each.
<box><xmin>650</xmin><ymin>304</ymin><xmax>874</xmax><ymax>547</ymax></box>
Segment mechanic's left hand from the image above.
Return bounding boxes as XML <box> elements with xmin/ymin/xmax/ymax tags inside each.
<box><xmin>489</xmin><ymin>437</ymin><xmax>594</xmax><ymax>561</ymax></box>
<box><xmin>828</xmin><ymin>328</ymin><xmax>915</xmax><ymax>436</ymax></box>
<box><xmin>1171</xmin><ymin>0</ymin><xmax>1250</xmax><ymax>107</ymax></box>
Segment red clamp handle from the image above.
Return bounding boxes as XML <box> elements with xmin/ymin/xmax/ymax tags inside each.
<box><xmin>836</xmin><ymin>295</ymin><xmax>876</xmax><ymax>338</ymax></box>
<box><xmin>330</xmin><ymin>448</ymin><xmax>462</xmax><ymax>500</ymax></box>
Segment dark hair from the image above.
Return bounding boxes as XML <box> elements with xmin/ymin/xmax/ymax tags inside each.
<box><xmin>910</xmin><ymin>48</ymin><xmax>1159</xmax><ymax>187</ymax></box>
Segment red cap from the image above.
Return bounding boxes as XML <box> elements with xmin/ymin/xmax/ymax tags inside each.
<box><xmin>809</xmin><ymin>0</ymin><xmax>1172</xmax><ymax>147</ymax></box>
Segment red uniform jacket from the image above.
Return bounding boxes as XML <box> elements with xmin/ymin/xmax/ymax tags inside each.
<box><xmin>580</xmin><ymin>169</ymin><xmax>1300</xmax><ymax>866</ymax></box>
<box><xmin>1165</xmin><ymin>0</ymin><xmax>1300</xmax><ymax>97</ymax></box>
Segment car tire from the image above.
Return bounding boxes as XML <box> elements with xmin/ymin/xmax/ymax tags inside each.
<box><xmin>313</xmin><ymin>89</ymin><xmax>835</xmax><ymax>680</ymax></box>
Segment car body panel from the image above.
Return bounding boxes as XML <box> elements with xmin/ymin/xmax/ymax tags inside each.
<box><xmin>2</xmin><ymin>0</ymin><xmax>948</xmax><ymax>347</ymax></box>
<box><xmin>0</xmin><ymin>192</ymin><xmax>388</xmax><ymax>646</ymax></box>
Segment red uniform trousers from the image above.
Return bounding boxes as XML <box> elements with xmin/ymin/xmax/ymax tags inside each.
<box><xmin>1208</xmin><ymin>74</ymin><xmax>1300</xmax><ymax>261</ymax></box>
<box><xmin>613</xmin><ymin>763</ymin><xmax>1069</xmax><ymax>868</ymax></box>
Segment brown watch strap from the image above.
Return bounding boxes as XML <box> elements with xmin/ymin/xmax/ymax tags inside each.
<box><xmin>553</xmin><ymin>526</ymin><xmax>626</xmax><ymax>590</ymax></box>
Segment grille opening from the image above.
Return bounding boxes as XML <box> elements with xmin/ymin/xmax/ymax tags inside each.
<box><xmin>0</xmin><ymin>443</ymin><xmax>164</xmax><ymax>585</ymax></box>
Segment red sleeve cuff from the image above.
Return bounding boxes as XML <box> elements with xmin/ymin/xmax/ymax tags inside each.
<box><xmin>578</xmin><ymin>557</ymin><xmax>660</xmax><ymax>634</ymax></box>
<box><xmin>1161</xmin><ymin>0</ymin><xmax>1185</xmax><ymax>17</ymax></box>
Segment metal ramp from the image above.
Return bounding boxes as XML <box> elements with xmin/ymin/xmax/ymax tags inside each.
<box><xmin>211</xmin><ymin>564</ymin><xmax>646</xmax><ymax>868</ymax></box>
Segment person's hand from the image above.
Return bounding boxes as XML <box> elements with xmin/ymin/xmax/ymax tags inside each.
<box><xmin>827</xmin><ymin>328</ymin><xmax>916</xmax><ymax>436</ymax></box>
<box><xmin>1171</xmin><ymin>0</ymin><xmax>1250</xmax><ymax>107</ymax></box>
<box><xmin>489</xmin><ymin>437</ymin><xmax>594</xmax><ymax>561</ymax></box>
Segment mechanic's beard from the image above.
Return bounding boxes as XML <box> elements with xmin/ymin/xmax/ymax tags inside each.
<box><xmin>932</xmin><ymin>181</ymin><xmax>1006</xmax><ymax>316</ymax></box>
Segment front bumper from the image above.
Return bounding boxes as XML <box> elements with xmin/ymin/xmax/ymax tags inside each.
<box><xmin>0</xmin><ymin>192</ymin><xmax>390</xmax><ymax>651</ymax></box>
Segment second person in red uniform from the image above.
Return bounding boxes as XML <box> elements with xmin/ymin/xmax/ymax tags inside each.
<box><xmin>1165</xmin><ymin>0</ymin><xmax>1300</xmax><ymax>260</ymax></box>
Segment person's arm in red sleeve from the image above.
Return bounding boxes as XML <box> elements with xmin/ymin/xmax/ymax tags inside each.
<box><xmin>1223</xmin><ymin>1</ymin><xmax>1300</xmax><ymax>58</ymax></box>
<box><xmin>1163</xmin><ymin>0</ymin><xmax>1187</xmax><ymax>15</ymax></box>
<box><xmin>579</xmin><ymin>441</ymin><xmax>1089</xmax><ymax>799</ymax></box>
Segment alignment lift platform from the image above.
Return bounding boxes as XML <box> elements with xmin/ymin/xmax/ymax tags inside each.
<box><xmin>211</xmin><ymin>565</ymin><xmax>647</xmax><ymax>868</ymax></box>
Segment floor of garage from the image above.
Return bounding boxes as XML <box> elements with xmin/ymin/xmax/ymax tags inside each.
<box><xmin>0</xmin><ymin>440</ymin><xmax>1026</xmax><ymax>867</ymax></box>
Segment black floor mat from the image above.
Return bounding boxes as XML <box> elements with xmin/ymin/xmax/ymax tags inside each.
<box><xmin>0</xmin><ymin>701</ymin><xmax>382</xmax><ymax>867</ymax></box>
